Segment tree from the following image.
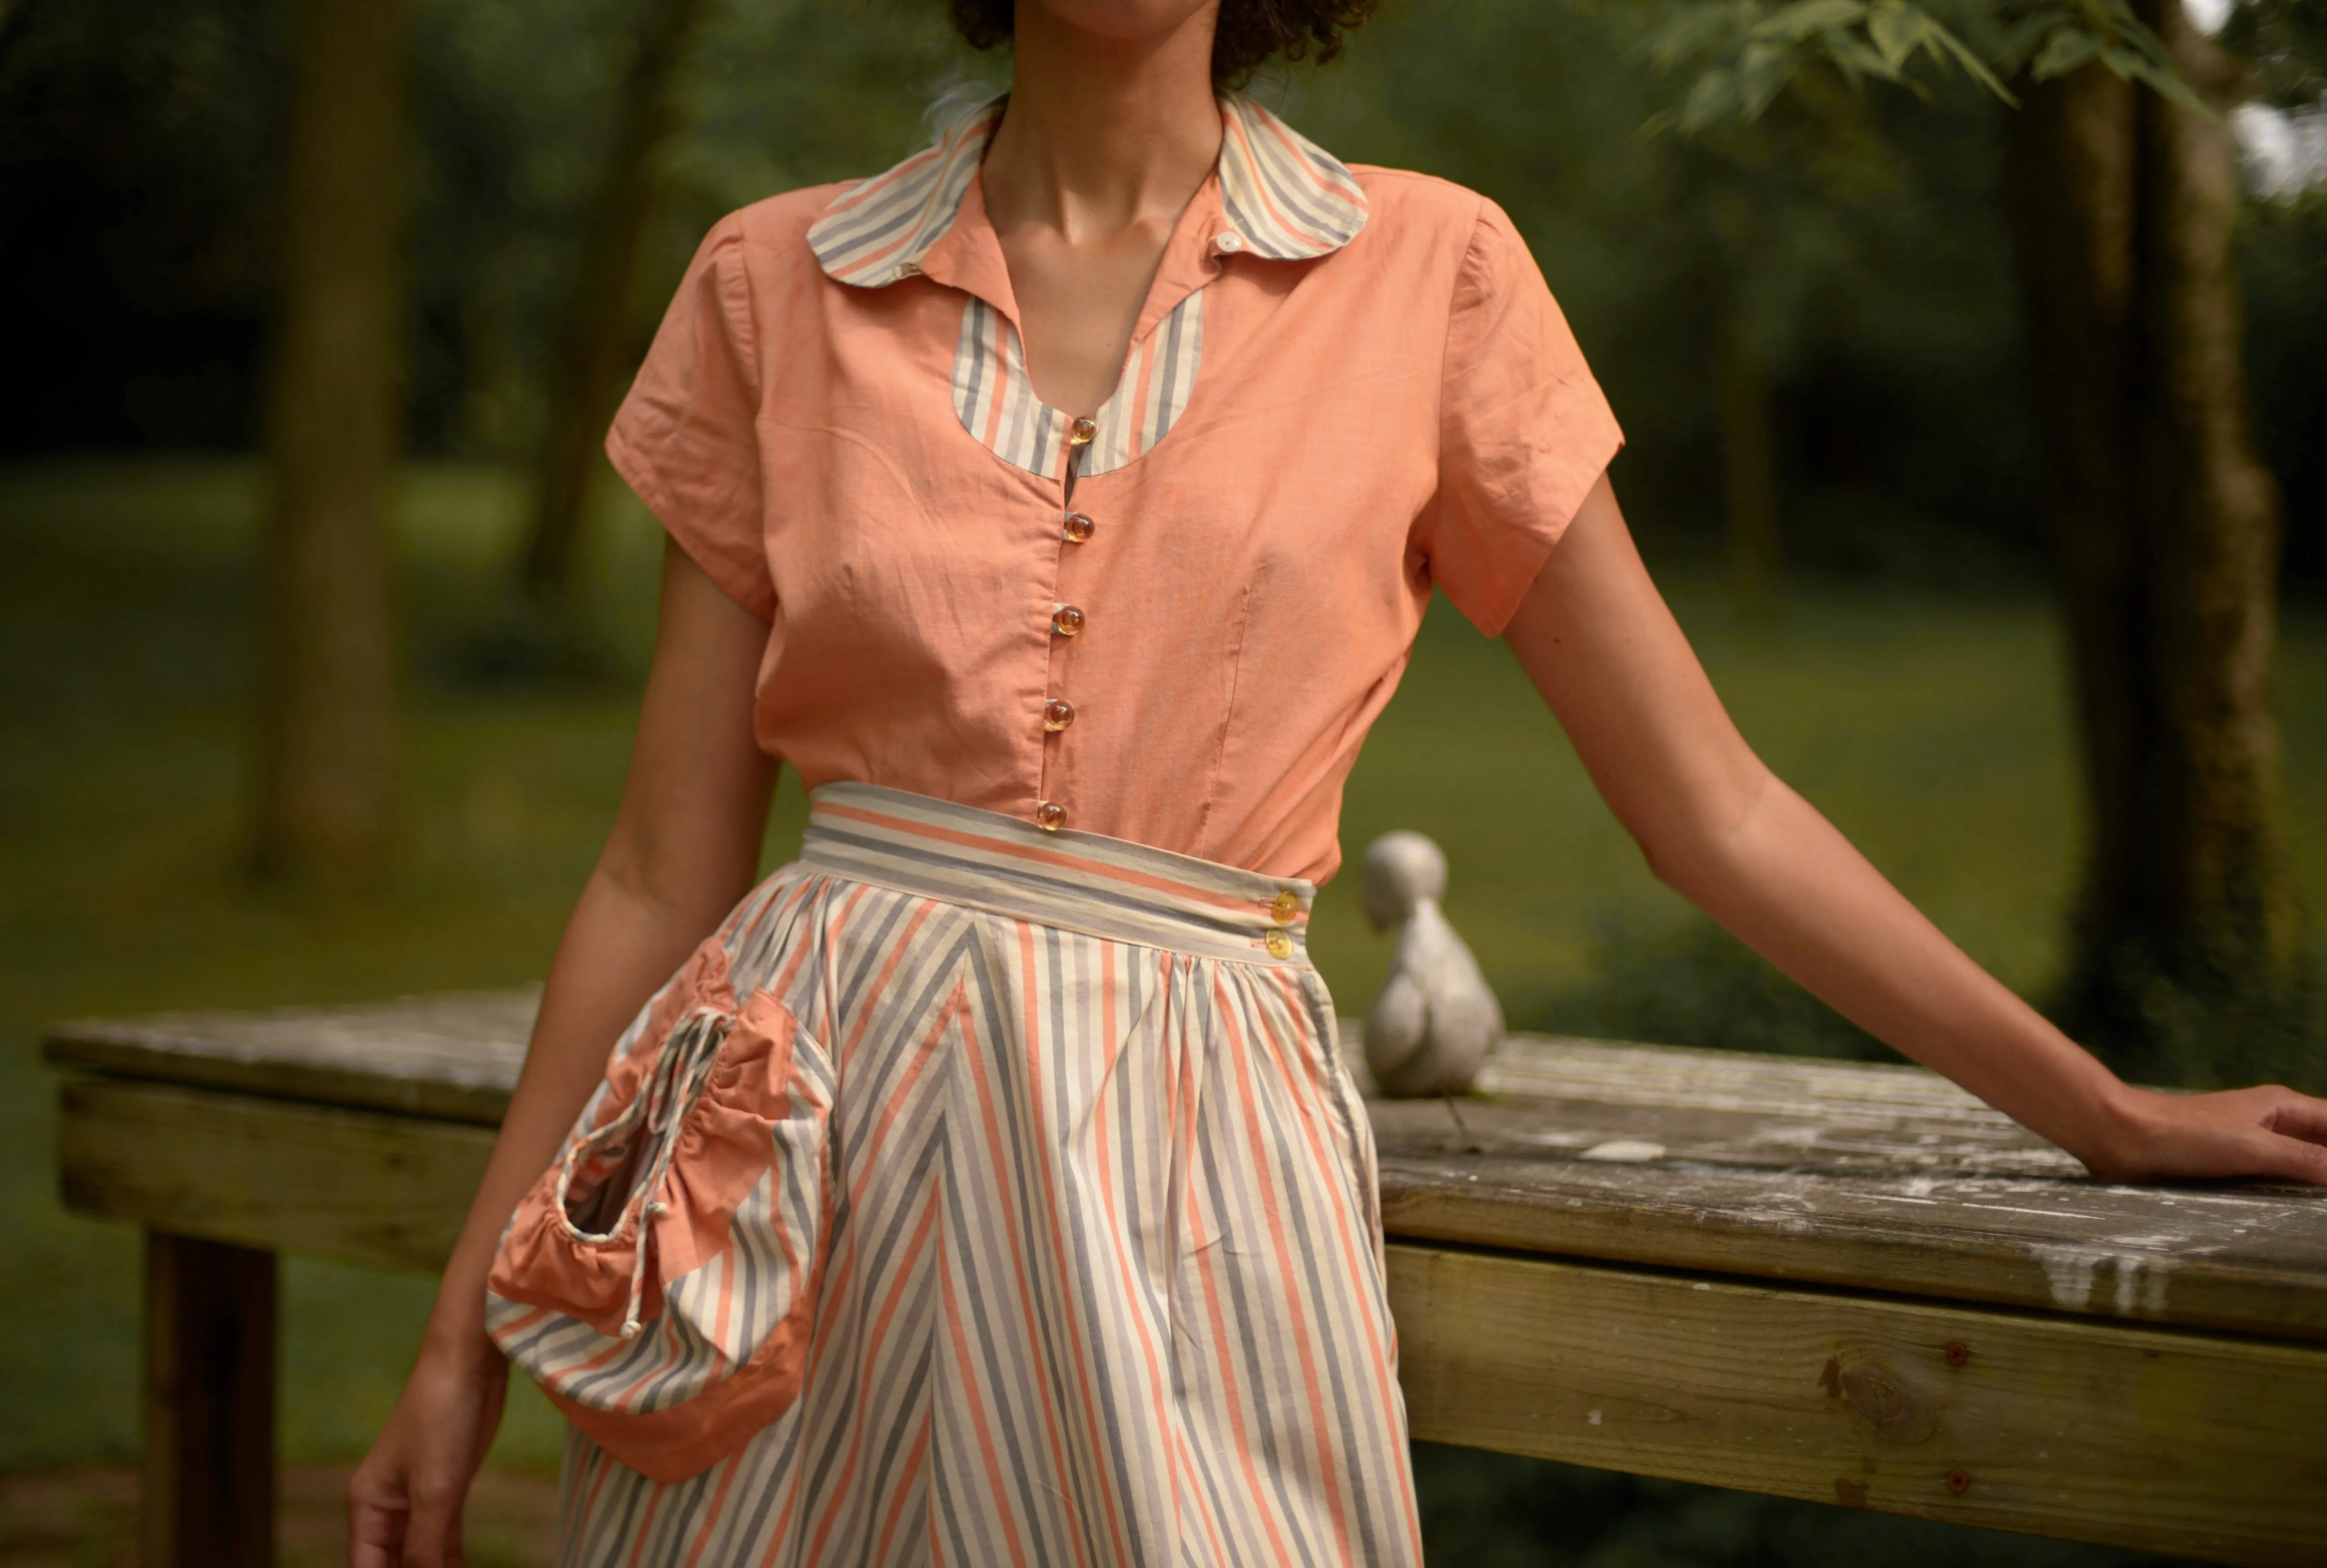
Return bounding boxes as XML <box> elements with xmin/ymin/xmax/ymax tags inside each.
<box><xmin>516</xmin><ymin>0</ymin><xmax>709</xmax><ymax>619</ymax></box>
<box><xmin>1637</xmin><ymin>0</ymin><xmax>2317</xmax><ymax>1085</ymax></box>
<box><xmin>252</xmin><ymin>0</ymin><xmax>408</xmax><ymax>888</ymax></box>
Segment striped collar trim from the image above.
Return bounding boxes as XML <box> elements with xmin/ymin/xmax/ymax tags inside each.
<box><xmin>807</xmin><ymin>90</ymin><xmax>1368</xmax><ymax>287</ymax></box>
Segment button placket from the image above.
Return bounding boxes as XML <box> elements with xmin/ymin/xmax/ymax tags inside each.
<box><xmin>1037</xmin><ymin>418</ymin><xmax>1099</xmax><ymax>832</ymax></box>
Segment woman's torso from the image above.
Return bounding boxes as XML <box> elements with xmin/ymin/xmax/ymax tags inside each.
<box><xmin>609</xmin><ymin>92</ymin><xmax>1621</xmax><ymax>885</ymax></box>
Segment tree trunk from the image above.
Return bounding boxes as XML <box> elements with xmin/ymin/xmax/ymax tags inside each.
<box><xmin>518</xmin><ymin>0</ymin><xmax>708</xmax><ymax>601</ymax></box>
<box><xmin>2007</xmin><ymin>14</ymin><xmax>2308</xmax><ymax>1085</ymax></box>
<box><xmin>252</xmin><ymin>0</ymin><xmax>408</xmax><ymax>888</ymax></box>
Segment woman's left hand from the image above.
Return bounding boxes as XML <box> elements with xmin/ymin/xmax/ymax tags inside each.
<box><xmin>2082</xmin><ymin>1083</ymin><xmax>2327</xmax><ymax>1185</ymax></box>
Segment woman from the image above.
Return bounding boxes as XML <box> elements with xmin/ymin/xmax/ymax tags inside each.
<box><xmin>351</xmin><ymin>0</ymin><xmax>2327</xmax><ymax>1562</ymax></box>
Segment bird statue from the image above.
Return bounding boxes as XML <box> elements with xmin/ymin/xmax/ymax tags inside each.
<box><xmin>1360</xmin><ymin>830</ymin><xmax>1503</xmax><ymax>1098</ymax></box>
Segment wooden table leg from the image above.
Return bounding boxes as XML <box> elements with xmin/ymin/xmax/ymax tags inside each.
<box><xmin>144</xmin><ymin>1231</ymin><xmax>277</xmax><ymax>1568</ymax></box>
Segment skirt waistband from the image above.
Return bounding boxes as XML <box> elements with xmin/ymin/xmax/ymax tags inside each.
<box><xmin>798</xmin><ymin>783</ymin><xmax>1315</xmax><ymax>966</ymax></box>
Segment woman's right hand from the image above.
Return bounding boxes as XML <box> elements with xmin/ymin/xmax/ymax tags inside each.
<box><xmin>348</xmin><ymin>1337</ymin><xmax>510</xmax><ymax>1568</ymax></box>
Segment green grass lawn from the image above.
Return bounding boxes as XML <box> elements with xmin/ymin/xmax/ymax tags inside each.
<box><xmin>3</xmin><ymin>457</ymin><xmax>2317</xmax><ymax>1561</ymax></box>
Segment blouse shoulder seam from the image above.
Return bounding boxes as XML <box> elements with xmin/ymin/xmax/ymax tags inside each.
<box><xmin>1435</xmin><ymin>192</ymin><xmax>1500</xmax><ymax>434</ymax></box>
<box><xmin>703</xmin><ymin>211</ymin><xmax>766</xmax><ymax>405</ymax></box>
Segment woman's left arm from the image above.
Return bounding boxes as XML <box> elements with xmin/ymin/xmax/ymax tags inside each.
<box><xmin>1503</xmin><ymin>472</ymin><xmax>2327</xmax><ymax>1184</ymax></box>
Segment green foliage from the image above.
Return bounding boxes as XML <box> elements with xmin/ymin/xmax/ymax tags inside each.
<box><xmin>1630</xmin><ymin>0</ymin><xmax>2203</xmax><ymax>136</ymax></box>
<box><xmin>2220</xmin><ymin>0</ymin><xmax>2327</xmax><ymax>108</ymax></box>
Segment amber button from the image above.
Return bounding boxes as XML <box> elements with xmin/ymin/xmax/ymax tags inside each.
<box><xmin>1051</xmin><ymin>604</ymin><xmax>1085</xmax><ymax>637</ymax></box>
<box><xmin>1044</xmin><ymin>698</ymin><xmax>1074</xmax><ymax>732</ymax></box>
<box><xmin>1035</xmin><ymin>800</ymin><xmax>1066</xmax><ymax>831</ymax></box>
<box><xmin>1069</xmin><ymin>416</ymin><xmax>1098</xmax><ymax>446</ymax></box>
<box><xmin>1062</xmin><ymin>512</ymin><xmax>1094</xmax><ymax>543</ymax></box>
<box><xmin>1271</xmin><ymin>890</ymin><xmax>1300</xmax><ymax>923</ymax></box>
<box><xmin>1264</xmin><ymin>929</ymin><xmax>1294</xmax><ymax>960</ymax></box>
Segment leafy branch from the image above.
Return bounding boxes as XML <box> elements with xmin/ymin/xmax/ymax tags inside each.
<box><xmin>1634</xmin><ymin>0</ymin><xmax>2205</xmax><ymax>134</ymax></box>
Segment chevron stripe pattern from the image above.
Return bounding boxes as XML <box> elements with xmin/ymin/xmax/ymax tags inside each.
<box><xmin>546</xmin><ymin>784</ymin><xmax>1422</xmax><ymax>1565</ymax></box>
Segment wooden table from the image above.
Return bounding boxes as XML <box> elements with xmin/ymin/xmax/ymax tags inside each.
<box><xmin>45</xmin><ymin>994</ymin><xmax>2327</xmax><ymax>1567</ymax></box>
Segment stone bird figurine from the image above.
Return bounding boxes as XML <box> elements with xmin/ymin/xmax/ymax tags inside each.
<box><xmin>1360</xmin><ymin>831</ymin><xmax>1503</xmax><ymax>1097</ymax></box>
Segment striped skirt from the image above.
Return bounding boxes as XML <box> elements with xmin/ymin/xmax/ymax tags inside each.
<box><xmin>520</xmin><ymin>783</ymin><xmax>1422</xmax><ymax>1566</ymax></box>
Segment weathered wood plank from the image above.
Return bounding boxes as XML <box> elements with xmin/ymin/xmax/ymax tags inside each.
<box><xmin>57</xmin><ymin>1079</ymin><xmax>2324</xmax><ymax>1562</ymax></box>
<box><xmin>44</xmin><ymin>999</ymin><xmax>2327</xmax><ymax>1340</ymax></box>
<box><xmin>58</xmin><ymin>1079</ymin><xmax>493</xmax><ymax>1273</ymax></box>
<box><xmin>142</xmin><ymin>1232</ymin><xmax>277</xmax><ymax>1568</ymax></box>
<box><xmin>1368</xmin><ymin>1033</ymin><xmax>2327</xmax><ymax>1343</ymax></box>
<box><xmin>1372</xmin><ymin>1145</ymin><xmax>2327</xmax><ymax>1346</ymax></box>
<box><xmin>1389</xmin><ymin>1243</ymin><xmax>2327</xmax><ymax>1568</ymax></box>
<box><xmin>44</xmin><ymin>990</ymin><xmax>537</xmax><ymax>1127</ymax></box>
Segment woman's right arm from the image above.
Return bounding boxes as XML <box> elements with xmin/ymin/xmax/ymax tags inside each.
<box><xmin>350</xmin><ymin>537</ymin><xmax>780</xmax><ymax>1568</ymax></box>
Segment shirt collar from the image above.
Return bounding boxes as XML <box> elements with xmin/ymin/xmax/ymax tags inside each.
<box><xmin>806</xmin><ymin>89</ymin><xmax>1368</xmax><ymax>288</ymax></box>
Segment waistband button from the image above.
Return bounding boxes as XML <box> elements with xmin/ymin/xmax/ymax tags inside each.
<box><xmin>1270</xmin><ymin>890</ymin><xmax>1300</xmax><ymax>923</ymax></box>
<box><xmin>1264</xmin><ymin>929</ymin><xmax>1294</xmax><ymax>960</ymax></box>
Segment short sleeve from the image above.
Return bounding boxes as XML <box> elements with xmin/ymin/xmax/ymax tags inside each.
<box><xmin>1424</xmin><ymin>197</ymin><xmax>1625</xmax><ymax>637</ymax></box>
<box><xmin>606</xmin><ymin>214</ymin><xmax>777</xmax><ymax>621</ymax></box>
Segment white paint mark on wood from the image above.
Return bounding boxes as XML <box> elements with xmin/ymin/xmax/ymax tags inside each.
<box><xmin>1582</xmin><ymin>1140</ymin><xmax>1667</xmax><ymax>1163</ymax></box>
<box><xmin>2030</xmin><ymin>1243</ymin><xmax>2178</xmax><ymax>1317</ymax></box>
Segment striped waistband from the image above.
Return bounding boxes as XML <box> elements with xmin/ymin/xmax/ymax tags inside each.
<box><xmin>798</xmin><ymin>783</ymin><xmax>1315</xmax><ymax>966</ymax></box>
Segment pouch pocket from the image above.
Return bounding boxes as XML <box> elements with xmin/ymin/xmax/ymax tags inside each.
<box><xmin>485</xmin><ymin>935</ymin><xmax>836</xmax><ymax>1482</ymax></box>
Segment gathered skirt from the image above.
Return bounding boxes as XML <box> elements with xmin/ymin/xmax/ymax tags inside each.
<box><xmin>510</xmin><ymin>782</ymin><xmax>1422</xmax><ymax>1566</ymax></box>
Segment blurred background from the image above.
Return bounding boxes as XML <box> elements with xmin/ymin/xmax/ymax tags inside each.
<box><xmin>2</xmin><ymin>0</ymin><xmax>2321</xmax><ymax>1561</ymax></box>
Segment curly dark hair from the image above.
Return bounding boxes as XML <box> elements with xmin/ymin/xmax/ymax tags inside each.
<box><xmin>945</xmin><ymin>0</ymin><xmax>1378</xmax><ymax>84</ymax></box>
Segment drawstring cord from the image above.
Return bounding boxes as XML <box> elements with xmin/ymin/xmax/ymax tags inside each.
<box><xmin>616</xmin><ymin>1005</ymin><xmax>732</xmax><ymax>1339</ymax></box>
<box><xmin>552</xmin><ymin>1002</ymin><xmax>735</xmax><ymax>1341</ymax></box>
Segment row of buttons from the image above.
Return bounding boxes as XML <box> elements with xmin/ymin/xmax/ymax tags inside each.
<box><xmin>1020</xmin><ymin>240</ymin><xmax>1299</xmax><ymax>955</ymax></box>
<box><xmin>1263</xmin><ymin>890</ymin><xmax>1300</xmax><ymax>958</ymax></box>
<box><xmin>1035</xmin><ymin>418</ymin><xmax>1100</xmax><ymax>832</ymax></box>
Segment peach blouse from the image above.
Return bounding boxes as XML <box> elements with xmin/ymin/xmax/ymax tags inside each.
<box><xmin>607</xmin><ymin>91</ymin><xmax>1624</xmax><ymax>885</ymax></box>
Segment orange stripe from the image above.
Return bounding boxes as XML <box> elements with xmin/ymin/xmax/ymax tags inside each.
<box><xmin>978</xmin><ymin>306</ymin><xmax>1010</xmax><ymax>447</ymax></box>
<box><xmin>1213</xmin><ymin>968</ymin><xmax>1357</xmax><ymax>1561</ymax></box>
<box><xmin>1089</xmin><ymin>942</ymin><xmax>1177</xmax><ymax>1483</ymax></box>
<box><xmin>617</xmin><ymin>1478</ymin><xmax>666</xmax><ymax>1568</ymax></box>
<box><xmin>814</xmin><ymin>800</ymin><xmax>1276</xmax><ymax>919</ymax></box>
<box><xmin>1187</xmin><ymin>1157</ymin><xmax>1300</xmax><ymax>1564</ymax></box>
<box><xmin>679</xmin><ymin>1455</ymin><xmax>746</xmax><ymax>1568</ymax></box>
<box><xmin>1224</xmin><ymin>114</ymin><xmax>1334</xmax><ymax>252</ymax></box>
<box><xmin>870</xmin><ymin>1406</ymin><xmax>932</xmax><ymax>1563</ymax></box>
<box><xmin>956</xmin><ymin>970</ymin><xmax>1096</xmax><ymax>1568</ymax></box>
<box><xmin>935</xmin><ymin>1212</ymin><xmax>1038</xmax><ymax>1565</ymax></box>
<box><xmin>1265</xmin><ymin>965</ymin><xmax>1416</xmax><ymax>1553</ymax></box>
<box><xmin>815</xmin><ymin>114</ymin><xmax>998</xmax><ymax>278</ymax></box>
<box><xmin>1125</xmin><ymin>337</ymin><xmax>1158</xmax><ymax>459</ymax></box>
<box><xmin>1248</xmin><ymin>105</ymin><xmax>1366</xmax><ymax>205</ymax></box>
<box><xmin>1015</xmin><ymin>923</ymin><xmax>1132</xmax><ymax>1567</ymax></box>
<box><xmin>803</xmin><ymin>1181</ymin><xmax>945</xmax><ymax>1564</ymax></box>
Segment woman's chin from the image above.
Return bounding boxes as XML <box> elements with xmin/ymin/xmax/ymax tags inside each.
<box><xmin>1019</xmin><ymin>0</ymin><xmax>1219</xmax><ymax>51</ymax></box>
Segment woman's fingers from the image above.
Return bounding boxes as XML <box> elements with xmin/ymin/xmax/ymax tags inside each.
<box><xmin>2253</xmin><ymin>1124</ymin><xmax>2327</xmax><ymax>1186</ymax></box>
<box><xmin>347</xmin><ymin>1350</ymin><xmax>504</xmax><ymax>1568</ymax></box>
<box><xmin>347</xmin><ymin>1479</ymin><xmax>408</xmax><ymax>1568</ymax></box>
<box><xmin>2096</xmin><ymin>1085</ymin><xmax>2327</xmax><ymax>1184</ymax></box>
<box><xmin>2259</xmin><ymin>1086</ymin><xmax>2327</xmax><ymax>1147</ymax></box>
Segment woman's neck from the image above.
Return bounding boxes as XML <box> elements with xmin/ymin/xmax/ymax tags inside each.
<box><xmin>981</xmin><ymin>4</ymin><xmax>1224</xmax><ymax>243</ymax></box>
